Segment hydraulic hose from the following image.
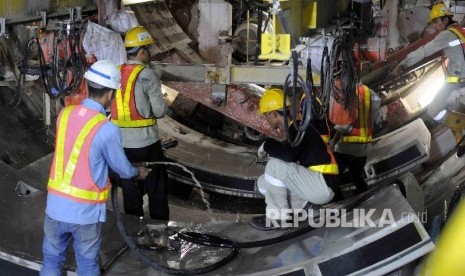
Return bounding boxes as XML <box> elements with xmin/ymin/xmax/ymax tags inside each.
<box><xmin>282</xmin><ymin>51</ymin><xmax>312</xmax><ymax>147</ymax></box>
<box><xmin>319</xmin><ymin>43</ymin><xmax>330</xmax><ymax>112</ymax></box>
<box><xmin>109</xmin><ymin>165</ymin><xmax>239</xmax><ymax>275</ymax></box>
<box><xmin>178</xmin><ymin>181</ymin><xmax>394</xmax><ymax>249</ymax></box>
<box><xmin>322</xmin><ymin>32</ymin><xmax>357</xmax><ymax>110</ymax></box>
<box><xmin>50</xmin><ymin>23</ymin><xmax>85</xmax><ymax>98</ymax></box>
<box><xmin>6</xmin><ymin>36</ymin><xmax>47</xmax><ymax>108</ymax></box>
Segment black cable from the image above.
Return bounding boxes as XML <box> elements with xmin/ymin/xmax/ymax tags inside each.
<box><xmin>305</xmin><ymin>56</ymin><xmax>321</xmax><ymax>120</ymax></box>
<box><xmin>275</xmin><ymin>6</ymin><xmax>295</xmax><ymax>48</ymax></box>
<box><xmin>319</xmin><ymin>43</ymin><xmax>330</xmax><ymax>112</ymax></box>
<box><xmin>283</xmin><ymin>51</ymin><xmax>312</xmax><ymax>147</ymax></box>
<box><xmin>49</xmin><ymin>22</ymin><xmax>85</xmax><ymax>98</ymax></box>
<box><xmin>110</xmin><ymin>176</ymin><xmax>239</xmax><ymax>275</ymax></box>
<box><xmin>32</xmin><ymin>35</ymin><xmax>60</xmax><ymax>100</ymax></box>
<box><xmin>178</xmin><ymin>181</ymin><xmax>394</xmax><ymax>249</ymax></box>
<box><xmin>323</xmin><ymin>31</ymin><xmax>358</xmax><ymax>110</ymax></box>
<box><xmin>7</xmin><ymin>38</ymin><xmax>31</xmax><ymax>108</ymax></box>
<box><xmin>254</xmin><ymin>6</ymin><xmax>263</xmax><ymax>65</ymax></box>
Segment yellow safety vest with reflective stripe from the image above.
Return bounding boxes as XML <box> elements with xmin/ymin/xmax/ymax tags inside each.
<box><xmin>110</xmin><ymin>64</ymin><xmax>156</xmax><ymax>127</ymax></box>
<box><xmin>48</xmin><ymin>106</ymin><xmax>110</xmax><ymax>203</ymax></box>
<box><xmin>309</xmin><ymin>162</ymin><xmax>339</xmax><ymax>174</ymax></box>
<box><xmin>342</xmin><ymin>85</ymin><xmax>372</xmax><ymax>143</ymax></box>
<box><xmin>446</xmin><ymin>25</ymin><xmax>465</xmax><ymax>83</ymax></box>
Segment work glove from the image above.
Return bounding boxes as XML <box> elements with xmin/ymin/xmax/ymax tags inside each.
<box><xmin>257</xmin><ymin>142</ymin><xmax>267</xmax><ymax>159</ymax></box>
<box><xmin>135</xmin><ymin>166</ymin><xmax>151</xmax><ymax>180</ymax></box>
<box><xmin>374</xmin><ymin>105</ymin><xmax>388</xmax><ymax>127</ymax></box>
<box><xmin>256</xmin><ymin>141</ymin><xmax>269</xmax><ymax>163</ymax></box>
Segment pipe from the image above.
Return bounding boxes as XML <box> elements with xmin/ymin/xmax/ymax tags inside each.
<box><xmin>5</xmin><ymin>6</ymin><xmax>97</xmax><ymax>25</ymax></box>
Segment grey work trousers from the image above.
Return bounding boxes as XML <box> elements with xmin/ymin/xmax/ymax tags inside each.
<box><xmin>257</xmin><ymin>158</ymin><xmax>334</xmax><ymax>220</ymax></box>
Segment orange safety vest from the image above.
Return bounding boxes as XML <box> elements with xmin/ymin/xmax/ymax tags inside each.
<box><xmin>309</xmin><ymin>145</ymin><xmax>339</xmax><ymax>175</ymax></box>
<box><xmin>341</xmin><ymin>85</ymin><xmax>372</xmax><ymax>143</ymax></box>
<box><xmin>328</xmin><ymin>88</ymin><xmax>359</xmax><ymax>126</ymax></box>
<box><xmin>308</xmin><ymin>125</ymin><xmax>339</xmax><ymax>175</ymax></box>
<box><xmin>110</xmin><ymin>64</ymin><xmax>156</xmax><ymax>128</ymax></box>
<box><xmin>48</xmin><ymin>105</ymin><xmax>110</xmax><ymax>203</ymax></box>
<box><xmin>448</xmin><ymin>25</ymin><xmax>465</xmax><ymax>50</ymax></box>
<box><xmin>446</xmin><ymin>25</ymin><xmax>465</xmax><ymax>83</ymax></box>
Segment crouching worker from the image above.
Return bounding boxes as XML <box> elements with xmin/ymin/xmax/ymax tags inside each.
<box><xmin>249</xmin><ymin>88</ymin><xmax>340</xmax><ymax>231</ymax></box>
<box><xmin>40</xmin><ymin>60</ymin><xmax>150</xmax><ymax>275</ymax></box>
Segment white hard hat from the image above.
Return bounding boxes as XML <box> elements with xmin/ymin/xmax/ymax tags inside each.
<box><xmin>84</xmin><ymin>60</ymin><xmax>121</xmax><ymax>90</ymax></box>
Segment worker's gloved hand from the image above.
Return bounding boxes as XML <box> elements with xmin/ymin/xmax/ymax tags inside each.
<box><xmin>256</xmin><ymin>141</ymin><xmax>269</xmax><ymax>163</ymax></box>
<box><xmin>257</xmin><ymin>142</ymin><xmax>267</xmax><ymax>159</ymax></box>
<box><xmin>374</xmin><ymin>105</ymin><xmax>388</xmax><ymax>126</ymax></box>
<box><xmin>136</xmin><ymin>166</ymin><xmax>151</xmax><ymax>180</ymax></box>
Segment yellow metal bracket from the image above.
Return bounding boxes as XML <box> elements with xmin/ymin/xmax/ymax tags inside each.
<box><xmin>259</xmin><ymin>1</ymin><xmax>291</xmax><ymax>61</ymax></box>
<box><xmin>259</xmin><ymin>33</ymin><xmax>291</xmax><ymax>60</ymax></box>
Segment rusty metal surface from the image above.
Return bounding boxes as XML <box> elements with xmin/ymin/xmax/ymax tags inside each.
<box><xmin>165</xmin><ymin>81</ymin><xmax>285</xmax><ymax>141</ymax></box>
<box><xmin>130</xmin><ymin>2</ymin><xmax>205</xmax><ymax>64</ymax></box>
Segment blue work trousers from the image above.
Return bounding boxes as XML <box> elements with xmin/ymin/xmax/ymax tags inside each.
<box><xmin>40</xmin><ymin>215</ymin><xmax>102</xmax><ymax>276</ymax></box>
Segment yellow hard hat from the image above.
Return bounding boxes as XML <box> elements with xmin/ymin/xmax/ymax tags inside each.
<box><xmin>429</xmin><ymin>3</ymin><xmax>453</xmax><ymax>22</ymax></box>
<box><xmin>258</xmin><ymin>88</ymin><xmax>291</xmax><ymax>114</ymax></box>
<box><xmin>124</xmin><ymin>26</ymin><xmax>154</xmax><ymax>48</ymax></box>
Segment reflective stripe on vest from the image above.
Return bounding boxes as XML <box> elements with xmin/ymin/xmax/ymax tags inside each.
<box><xmin>447</xmin><ymin>76</ymin><xmax>461</xmax><ymax>83</ymax></box>
<box><xmin>48</xmin><ymin>106</ymin><xmax>110</xmax><ymax>203</ymax></box>
<box><xmin>341</xmin><ymin>85</ymin><xmax>372</xmax><ymax>143</ymax></box>
<box><xmin>320</xmin><ymin>134</ymin><xmax>330</xmax><ymax>143</ymax></box>
<box><xmin>448</xmin><ymin>26</ymin><xmax>465</xmax><ymax>49</ymax></box>
<box><xmin>309</xmin><ymin>126</ymin><xmax>339</xmax><ymax>175</ymax></box>
<box><xmin>309</xmin><ymin>163</ymin><xmax>339</xmax><ymax>174</ymax></box>
<box><xmin>111</xmin><ymin>64</ymin><xmax>156</xmax><ymax>127</ymax></box>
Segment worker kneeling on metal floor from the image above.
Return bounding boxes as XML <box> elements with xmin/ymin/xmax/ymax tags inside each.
<box><xmin>249</xmin><ymin>88</ymin><xmax>340</xmax><ymax>231</ymax></box>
